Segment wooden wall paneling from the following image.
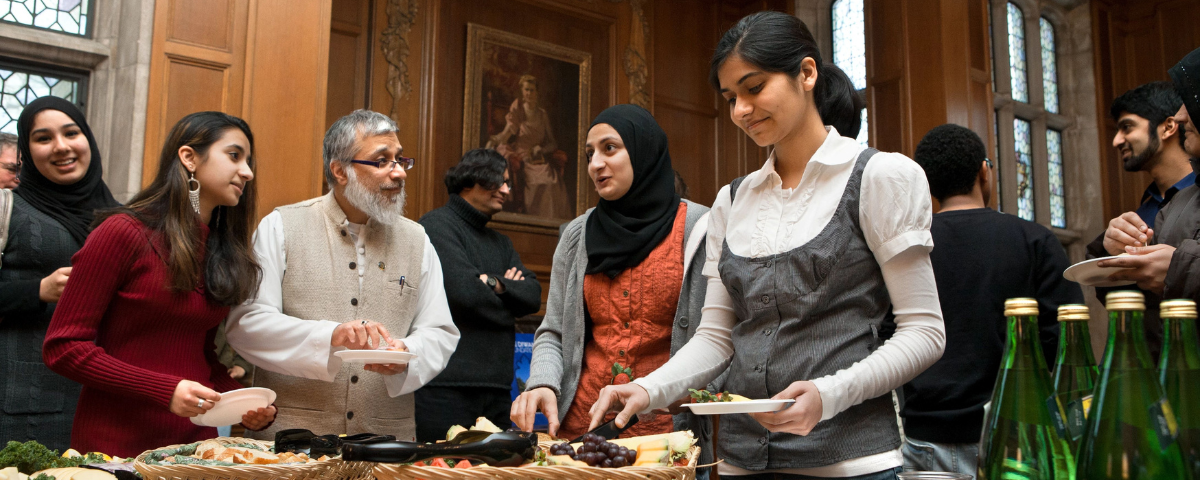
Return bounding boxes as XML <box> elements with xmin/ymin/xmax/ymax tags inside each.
<box><xmin>326</xmin><ymin>0</ymin><xmax>373</xmax><ymax>131</ymax></box>
<box><xmin>242</xmin><ymin>0</ymin><xmax>334</xmax><ymax>218</ymax></box>
<box><xmin>866</xmin><ymin>0</ymin><xmax>994</xmax><ymax>158</ymax></box>
<box><xmin>652</xmin><ymin>0</ymin><xmax>720</xmax><ymax>206</ymax></box>
<box><xmin>866</xmin><ymin>0</ymin><xmax>909</xmax><ymax>155</ymax></box>
<box><xmin>1091</xmin><ymin>0</ymin><xmax>1200</xmax><ymax>222</ymax></box>
<box><xmin>142</xmin><ymin>0</ymin><xmax>249</xmax><ymax>185</ymax></box>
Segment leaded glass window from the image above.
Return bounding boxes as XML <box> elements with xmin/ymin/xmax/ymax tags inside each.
<box><xmin>0</xmin><ymin>63</ymin><xmax>84</xmax><ymax>134</ymax></box>
<box><xmin>831</xmin><ymin>0</ymin><xmax>868</xmax><ymax>146</ymax></box>
<box><xmin>832</xmin><ymin>0</ymin><xmax>865</xmax><ymax>90</ymax></box>
<box><xmin>1040</xmin><ymin>17</ymin><xmax>1059</xmax><ymax>114</ymax></box>
<box><xmin>1047</xmin><ymin>129</ymin><xmax>1065</xmax><ymax>227</ymax></box>
<box><xmin>1006</xmin><ymin>2</ymin><xmax>1028</xmax><ymax>103</ymax></box>
<box><xmin>1014</xmin><ymin>118</ymin><xmax>1034</xmax><ymax>221</ymax></box>
<box><xmin>1</xmin><ymin>0</ymin><xmax>91</xmax><ymax>37</ymax></box>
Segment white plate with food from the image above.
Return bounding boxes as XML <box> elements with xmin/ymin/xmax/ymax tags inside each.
<box><xmin>333</xmin><ymin>349</ymin><xmax>417</xmax><ymax>365</ymax></box>
<box><xmin>1063</xmin><ymin>256</ymin><xmax>1136</xmax><ymax>287</ymax></box>
<box><xmin>190</xmin><ymin>387</ymin><xmax>276</xmax><ymax>427</ymax></box>
<box><xmin>684</xmin><ymin>399</ymin><xmax>796</xmax><ymax>415</ymax></box>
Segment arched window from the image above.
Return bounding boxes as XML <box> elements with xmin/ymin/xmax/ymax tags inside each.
<box><xmin>1040</xmin><ymin>17</ymin><xmax>1059</xmax><ymax>114</ymax></box>
<box><xmin>831</xmin><ymin>0</ymin><xmax>868</xmax><ymax>146</ymax></box>
<box><xmin>991</xmin><ymin>1</ymin><xmax>1068</xmax><ymax>230</ymax></box>
<box><xmin>1007</xmin><ymin>2</ymin><xmax>1028</xmax><ymax>103</ymax></box>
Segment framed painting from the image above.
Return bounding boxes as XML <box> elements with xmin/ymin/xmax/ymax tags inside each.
<box><xmin>462</xmin><ymin>23</ymin><xmax>592</xmax><ymax>230</ymax></box>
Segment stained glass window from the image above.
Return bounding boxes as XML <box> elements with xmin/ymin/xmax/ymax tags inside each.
<box><xmin>1007</xmin><ymin>2</ymin><xmax>1028</xmax><ymax>103</ymax></box>
<box><xmin>855</xmin><ymin>108</ymin><xmax>868</xmax><ymax>146</ymax></box>
<box><xmin>1040</xmin><ymin>17</ymin><xmax>1059</xmax><ymax>114</ymax></box>
<box><xmin>1</xmin><ymin>0</ymin><xmax>91</xmax><ymax>37</ymax></box>
<box><xmin>1014</xmin><ymin>118</ymin><xmax>1034</xmax><ymax>221</ymax></box>
<box><xmin>1047</xmin><ymin>129</ymin><xmax>1065</xmax><ymax>227</ymax></box>
<box><xmin>0</xmin><ymin>64</ymin><xmax>83</xmax><ymax>134</ymax></box>
<box><xmin>831</xmin><ymin>0</ymin><xmax>866</xmax><ymax>91</ymax></box>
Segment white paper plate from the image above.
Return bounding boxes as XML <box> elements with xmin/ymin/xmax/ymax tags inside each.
<box><xmin>1063</xmin><ymin>256</ymin><xmax>1136</xmax><ymax>287</ymax></box>
<box><xmin>683</xmin><ymin>399</ymin><xmax>796</xmax><ymax>415</ymax></box>
<box><xmin>333</xmin><ymin>349</ymin><xmax>417</xmax><ymax>365</ymax></box>
<box><xmin>190</xmin><ymin>387</ymin><xmax>276</xmax><ymax>427</ymax></box>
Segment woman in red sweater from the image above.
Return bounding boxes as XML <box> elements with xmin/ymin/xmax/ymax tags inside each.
<box><xmin>43</xmin><ymin>112</ymin><xmax>276</xmax><ymax>457</ymax></box>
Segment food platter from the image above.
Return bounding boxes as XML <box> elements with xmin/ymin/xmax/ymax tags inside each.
<box><xmin>333</xmin><ymin>350</ymin><xmax>417</xmax><ymax>365</ymax></box>
<box><xmin>189</xmin><ymin>388</ymin><xmax>276</xmax><ymax>427</ymax></box>
<box><xmin>1063</xmin><ymin>256</ymin><xmax>1136</xmax><ymax>287</ymax></box>
<box><xmin>682</xmin><ymin>399</ymin><xmax>795</xmax><ymax>415</ymax></box>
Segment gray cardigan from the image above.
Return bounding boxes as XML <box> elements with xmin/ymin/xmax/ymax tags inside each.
<box><xmin>527</xmin><ymin>199</ymin><xmax>714</xmax><ymax>468</ymax></box>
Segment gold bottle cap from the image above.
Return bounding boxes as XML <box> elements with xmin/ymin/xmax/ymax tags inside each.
<box><xmin>1160</xmin><ymin>299</ymin><xmax>1198</xmax><ymax>319</ymax></box>
<box><xmin>1056</xmin><ymin>304</ymin><xmax>1090</xmax><ymax>321</ymax></box>
<box><xmin>1004</xmin><ymin>297</ymin><xmax>1039</xmax><ymax>316</ymax></box>
<box><xmin>1105</xmin><ymin>290</ymin><xmax>1145</xmax><ymax>311</ymax></box>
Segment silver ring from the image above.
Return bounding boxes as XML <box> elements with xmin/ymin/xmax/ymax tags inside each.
<box><xmin>198</xmin><ymin>399</ymin><xmax>205</xmax><ymax>408</ymax></box>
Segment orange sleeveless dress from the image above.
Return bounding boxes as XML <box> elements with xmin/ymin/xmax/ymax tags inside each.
<box><xmin>558</xmin><ymin>202</ymin><xmax>687</xmax><ymax>440</ymax></box>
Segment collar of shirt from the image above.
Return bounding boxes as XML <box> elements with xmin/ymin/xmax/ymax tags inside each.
<box><xmin>1142</xmin><ymin>171</ymin><xmax>1198</xmax><ymax>205</ymax></box>
<box><xmin>744</xmin><ymin>126</ymin><xmax>865</xmax><ymax>191</ymax></box>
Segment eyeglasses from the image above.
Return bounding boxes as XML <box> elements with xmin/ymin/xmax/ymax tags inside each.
<box><xmin>350</xmin><ymin>156</ymin><xmax>415</xmax><ymax>172</ymax></box>
<box><xmin>984</xmin><ymin>158</ymin><xmax>994</xmax><ymax>170</ymax></box>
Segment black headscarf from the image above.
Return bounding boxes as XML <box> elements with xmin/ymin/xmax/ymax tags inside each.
<box><xmin>585</xmin><ymin>104</ymin><xmax>681</xmax><ymax>277</ymax></box>
<box><xmin>15</xmin><ymin>96</ymin><xmax>119</xmax><ymax>244</ymax></box>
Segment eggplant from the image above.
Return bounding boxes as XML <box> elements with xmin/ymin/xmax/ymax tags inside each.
<box><xmin>340</xmin><ymin>431</ymin><xmax>537</xmax><ymax>466</ymax></box>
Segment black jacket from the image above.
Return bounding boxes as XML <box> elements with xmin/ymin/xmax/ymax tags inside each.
<box><xmin>418</xmin><ymin>195</ymin><xmax>542</xmax><ymax>389</ymax></box>
<box><xmin>0</xmin><ymin>194</ymin><xmax>83</xmax><ymax>450</ymax></box>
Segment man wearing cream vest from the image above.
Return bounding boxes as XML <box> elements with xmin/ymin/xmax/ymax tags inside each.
<box><xmin>225</xmin><ymin>110</ymin><xmax>460</xmax><ymax>441</ymax></box>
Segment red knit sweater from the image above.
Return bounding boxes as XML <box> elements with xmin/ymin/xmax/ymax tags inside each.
<box><xmin>43</xmin><ymin>214</ymin><xmax>244</xmax><ymax>458</ymax></box>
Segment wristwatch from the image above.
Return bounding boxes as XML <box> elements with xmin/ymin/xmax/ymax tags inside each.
<box><xmin>486</xmin><ymin>276</ymin><xmax>499</xmax><ymax>289</ymax></box>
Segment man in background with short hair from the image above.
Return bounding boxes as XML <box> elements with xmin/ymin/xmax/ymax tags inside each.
<box><xmin>0</xmin><ymin>132</ymin><xmax>19</xmax><ymax>189</ymax></box>
<box><xmin>1084</xmin><ymin>81</ymin><xmax>1192</xmax><ymax>358</ymax></box>
<box><xmin>901</xmin><ymin>124</ymin><xmax>1083</xmax><ymax>477</ymax></box>
<box><xmin>415</xmin><ymin>148</ymin><xmax>541</xmax><ymax>442</ymax></box>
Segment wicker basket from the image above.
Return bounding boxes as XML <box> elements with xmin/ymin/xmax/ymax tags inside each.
<box><xmin>133</xmin><ymin>437</ymin><xmax>375</xmax><ymax>480</ymax></box>
<box><xmin>371</xmin><ymin>445</ymin><xmax>701</xmax><ymax>480</ymax></box>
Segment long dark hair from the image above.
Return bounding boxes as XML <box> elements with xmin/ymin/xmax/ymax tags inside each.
<box><xmin>97</xmin><ymin>112</ymin><xmax>261</xmax><ymax>306</ymax></box>
<box><xmin>710</xmin><ymin>11</ymin><xmax>862</xmax><ymax>136</ymax></box>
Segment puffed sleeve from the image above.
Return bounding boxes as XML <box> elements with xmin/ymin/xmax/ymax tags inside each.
<box><xmin>859</xmin><ymin>152</ymin><xmax>935</xmax><ymax>264</ymax></box>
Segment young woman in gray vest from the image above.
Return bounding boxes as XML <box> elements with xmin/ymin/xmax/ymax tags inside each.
<box><xmin>589</xmin><ymin>12</ymin><xmax>946</xmax><ymax>480</ymax></box>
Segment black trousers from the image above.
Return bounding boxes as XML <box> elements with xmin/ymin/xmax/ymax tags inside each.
<box><xmin>414</xmin><ymin>386</ymin><xmax>513</xmax><ymax>443</ymax></box>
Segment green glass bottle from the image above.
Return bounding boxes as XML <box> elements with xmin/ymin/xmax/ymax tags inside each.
<box><xmin>978</xmin><ymin>298</ymin><xmax>1075</xmax><ymax>480</ymax></box>
<box><xmin>1076</xmin><ymin>291</ymin><xmax>1189</xmax><ymax>479</ymax></box>
<box><xmin>1053</xmin><ymin>304</ymin><xmax>1098</xmax><ymax>456</ymax></box>
<box><xmin>1159</xmin><ymin>299</ymin><xmax>1200</xmax><ymax>478</ymax></box>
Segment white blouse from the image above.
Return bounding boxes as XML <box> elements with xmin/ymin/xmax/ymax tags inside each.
<box><xmin>633</xmin><ymin>127</ymin><xmax>946</xmax><ymax>477</ymax></box>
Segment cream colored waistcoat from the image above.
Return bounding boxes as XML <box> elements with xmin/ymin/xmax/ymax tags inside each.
<box><xmin>250</xmin><ymin>192</ymin><xmax>424</xmax><ymax>441</ymax></box>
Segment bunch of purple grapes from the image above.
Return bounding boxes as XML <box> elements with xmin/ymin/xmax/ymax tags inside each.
<box><xmin>548</xmin><ymin>433</ymin><xmax>636</xmax><ymax>468</ymax></box>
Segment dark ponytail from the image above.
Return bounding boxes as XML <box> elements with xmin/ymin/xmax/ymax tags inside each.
<box><xmin>710</xmin><ymin>11</ymin><xmax>861</xmax><ymax>137</ymax></box>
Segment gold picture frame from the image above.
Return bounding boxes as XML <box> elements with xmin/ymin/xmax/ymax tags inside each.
<box><xmin>462</xmin><ymin>23</ymin><xmax>592</xmax><ymax>232</ymax></box>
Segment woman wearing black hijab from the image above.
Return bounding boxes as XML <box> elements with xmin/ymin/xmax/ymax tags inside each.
<box><xmin>512</xmin><ymin>104</ymin><xmax>714</xmax><ymax>475</ymax></box>
<box><xmin>0</xmin><ymin>96</ymin><xmax>118</xmax><ymax>450</ymax></box>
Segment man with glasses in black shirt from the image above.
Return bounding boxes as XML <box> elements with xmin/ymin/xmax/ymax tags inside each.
<box><xmin>901</xmin><ymin>124</ymin><xmax>1083</xmax><ymax>476</ymax></box>
<box><xmin>415</xmin><ymin>148</ymin><xmax>541</xmax><ymax>442</ymax></box>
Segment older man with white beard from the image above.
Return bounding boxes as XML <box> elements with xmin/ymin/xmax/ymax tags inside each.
<box><xmin>225</xmin><ymin>109</ymin><xmax>459</xmax><ymax>441</ymax></box>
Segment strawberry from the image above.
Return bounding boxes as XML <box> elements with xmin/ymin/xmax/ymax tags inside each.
<box><xmin>614</xmin><ymin>372</ymin><xmax>631</xmax><ymax>384</ymax></box>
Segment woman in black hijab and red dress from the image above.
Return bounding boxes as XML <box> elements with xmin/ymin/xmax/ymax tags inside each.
<box><xmin>511</xmin><ymin>104</ymin><xmax>714</xmax><ymax>475</ymax></box>
<box><xmin>0</xmin><ymin>97</ymin><xmax>120</xmax><ymax>450</ymax></box>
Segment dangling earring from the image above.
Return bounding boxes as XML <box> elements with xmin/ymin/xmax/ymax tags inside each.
<box><xmin>188</xmin><ymin>171</ymin><xmax>201</xmax><ymax>215</ymax></box>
